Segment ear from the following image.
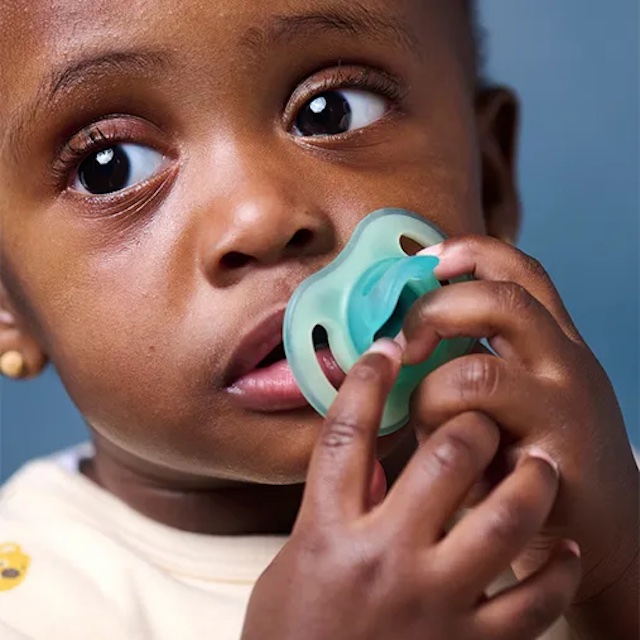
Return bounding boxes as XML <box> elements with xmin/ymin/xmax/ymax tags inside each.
<box><xmin>0</xmin><ymin>280</ymin><xmax>47</xmax><ymax>379</ymax></box>
<box><xmin>475</xmin><ymin>87</ymin><xmax>521</xmax><ymax>244</ymax></box>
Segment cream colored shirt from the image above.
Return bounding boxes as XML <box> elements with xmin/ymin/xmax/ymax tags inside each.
<box><xmin>0</xmin><ymin>445</ymin><xmax>571</xmax><ymax>640</ymax></box>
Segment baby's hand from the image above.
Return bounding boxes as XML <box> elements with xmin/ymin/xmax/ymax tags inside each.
<box><xmin>242</xmin><ymin>342</ymin><xmax>580</xmax><ymax>640</ymax></box>
<box><xmin>402</xmin><ymin>235</ymin><xmax>639</xmax><ymax>609</ymax></box>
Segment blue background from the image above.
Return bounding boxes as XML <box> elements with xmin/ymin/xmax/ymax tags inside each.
<box><xmin>1</xmin><ymin>1</ymin><xmax>638</xmax><ymax>481</ymax></box>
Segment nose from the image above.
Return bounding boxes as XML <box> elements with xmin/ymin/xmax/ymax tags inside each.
<box><xmin>198</xmin><ymin>160</ymin><xmax>335</xmax><ymax>287</ymax></box>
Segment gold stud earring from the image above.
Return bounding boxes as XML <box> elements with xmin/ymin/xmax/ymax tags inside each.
<box><xmin>0</xmin><ymin>351</ymin><xmax>26</xmax><ymax>379</ymax></box>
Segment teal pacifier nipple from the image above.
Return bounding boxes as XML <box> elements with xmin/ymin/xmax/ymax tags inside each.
<box><xmin>283</xmin><ymin>208</ymin><xmax>474</xmax><ymax>435</ymax></box>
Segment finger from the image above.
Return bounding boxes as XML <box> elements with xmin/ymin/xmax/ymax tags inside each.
<box><xmin>379</xmin><ymin>412</ymin><xmax>499</xmax><ymax>542</ymax></box>
<box><xmin>299</xmin><ymin>339</ymin><xmax>402</xmax><ymax>527</ymax></box>
<box><xmin>402</xmin><ymin>280</ymin><xmax>571</xmax><ymax>368</ymax></box>
<box><xmin>436</xmin><ymin>452</ymin><xmax>560</xmax><ymax>598</ymax></box>
<box><xmin>367</xmin><ymin>460</ymin><xmax>388</xmax><ymax>509</ymax></box>
<box><xmin>419</xmin><ymin>235</ymin><xmax>582</xmax><ymax>342</ymax></box>
<box><xmin>409</xmin><ymin>354</ymin><xmax>556</xmax><ymax>440</ymax></box>
<box><xmin>474</xmin><ymin>540</ymin><xmax>581</xmax><ymax>640</ymax></box>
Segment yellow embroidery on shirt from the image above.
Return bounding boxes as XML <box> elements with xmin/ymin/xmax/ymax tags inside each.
<box><xmin>0</xmin><ymin>543</ymin><xmax>30</xmax><ymax>591</ymax></box>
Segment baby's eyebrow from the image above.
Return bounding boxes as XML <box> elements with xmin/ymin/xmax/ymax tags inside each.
<box><xmin>47</xmin><ymin>50</ymin><xmax>171</xmax><ymax>100</ymax></box>
<box><xmin>3</xmin><ymin>49</ymin><xmax>170</xmax><ymax>160</ymax></box>
<box><xmin>3</xmin><ymin>5</ymin><xmax>418</xmax><ymax>159</ymax></box>
<box><xmin>240</xmin><ymin>3</ymin><xmax>418</xmax><ymax>58</ymax></box>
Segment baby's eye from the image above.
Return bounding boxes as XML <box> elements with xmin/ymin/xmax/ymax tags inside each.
<box><xmin>293</xmin><ymin>89</ymin><xmax>388</xmax><ymax>137</ymax></box>
<box><xmin>73</xmin><ymin>143</ymin><xmax>165</xmax><ymax>195</ymax></box>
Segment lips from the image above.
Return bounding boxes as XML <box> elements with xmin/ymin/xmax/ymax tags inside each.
<box><xmin>224</xmin><ymin>308</ymin><xmax>345</xmax><ymax>412</ymax></box>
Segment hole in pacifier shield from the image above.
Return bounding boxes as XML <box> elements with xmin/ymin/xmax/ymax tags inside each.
<box><xmin>400</xmin><ymin>235</ymin><xmax>425</xmax><ymax>256</ymax></box>
<box><xmin>312</xmin><ymin>325</ymin><xmax>344</xmax><ymax>390</ymax></box>
<box><xmin>400</xmin><ymin>235</ymin><xmax>449</xmax><ymax>287</ymax></box>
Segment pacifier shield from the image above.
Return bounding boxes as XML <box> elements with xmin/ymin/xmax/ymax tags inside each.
<box><xmin>283</xmin><ymin>208</ymin><xmax>474</xmax><ymax>435</ymax></box>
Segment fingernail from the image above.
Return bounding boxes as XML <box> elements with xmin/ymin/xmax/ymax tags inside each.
<box><xmin>565</xmin><ymin>540</ymin><xmax>581</xmax><ymax>558</ymax></box>
<box><xmin>367</xmin><ymin>338</ymin><xmax>404</xmax><ymax>363</ymax></box>
<box><xmin>418</xmin><ymin>243</ymin><xmax>444</xmax><ymax>257</ymax></box>
<box><xmin>526</xmin><ymin>447</ymin><xmax>560</xmax><ymax>476</ymax></box>
<box><xmin>394</xmin><ymin>330</ymin><xmax>408</xmax><ymax>349</ymax></box>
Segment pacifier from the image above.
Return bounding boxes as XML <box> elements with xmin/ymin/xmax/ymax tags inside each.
<box><xmin>283</xmin><ymin>208</ymin><xmax>474</xmax><ymax>435</ymax></box>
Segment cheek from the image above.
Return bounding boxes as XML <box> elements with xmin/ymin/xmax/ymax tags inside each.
<box><xmin>12</xmin><ymin>227</ymin><xmax>320</xmax><ymax>482</ymax></box>
<box><xmin>317</xmin><ymin>116</ymin><xmax>485</xmax><ymax>238</ymax></box>
<box><xmin>15</xmin><ymin>225</ymin><xmax>209</xmax><ymax>431</ymax></box>
<box><xmin>324</xmin><ymin>157</ymin><xmax>485</xmax><ymax>240</ymax></box>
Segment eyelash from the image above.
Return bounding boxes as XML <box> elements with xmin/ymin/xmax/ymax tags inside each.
<box><xmin>286</xmin><ymin>65</ymin><xmax>405</xmax><ymax>125</ymax></box>
<box><xmin>311</xmin><ymin>67</ymin><xmax>403</xmax><ymax>102</ymax></box>
<box><xmin>51</xmin><ymin>117</ymin><xmax>159</xmax><ymax>189</ymax></box>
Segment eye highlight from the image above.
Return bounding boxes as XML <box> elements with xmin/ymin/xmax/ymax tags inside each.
<box><xmin>294</xmin><ymin>89</ymin><xmax>388</xmax><ymax>137</ymax></box>
<box><xmin>52</xmin><ymin>116</ymin><xmax>172</xmax><ymax>198</ymax></box>
<box><xmin>73</xmin><ymin>143</ymin><xmax>165</xmax><ymax>195</ymax></box>
<box><xmin>286</xmin><ymin>65</ymin><xmax>405</xmax><ymax>139</ymax></box>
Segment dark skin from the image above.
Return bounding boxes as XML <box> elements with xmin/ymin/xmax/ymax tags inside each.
<box><xmin>0</xmin><ymin>0</ymin><xmax>637</xmax><ymax>638</ymax></box>
<box><xmin>244</xmin><ymin>344</ymin><xmax>582</xmax><ymax>640</ymax></box>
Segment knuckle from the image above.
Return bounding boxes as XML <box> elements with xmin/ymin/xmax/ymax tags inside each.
<box><xmin>429</xmin><ymin>432</ymin><xmax>477</xmax><ymax>476</ymax></box>
<box><xmin>456</xmin><ymin>356</ymin><xmax>502</xmax><ymax>402</ymax></box>
<box><xmin>351</xmin><ymin>360</ymin><xmax>383</xmax><ymax>385</ymax></box>
<box><xmin>321</xmin><ymin>414</ymin><xmax>366</xmax><ymax>449</ymax></box>
<box><xmin>352</xmin><ymin>543</ymin><xmax>386</xmax><ymax>585</ymax></box>
<box><xmin>292</xmin><ymin>525</ymin><xmax>340</xmax><ymax>561</ymax></box>
<box><xmin>327</xmin><ymin>530</ymin><xmax>388</xmax><ymax>587</ymax></box>
<box><xmin>500</xmin><ymin>282</ymin><xmax>536</xmax><ymax>315</ymax></box>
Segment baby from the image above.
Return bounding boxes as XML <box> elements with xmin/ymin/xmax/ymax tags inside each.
<box><xmin>0</xmin><ymin>1</ymin><xmax>637</xmax><ymax>639</ymax></box>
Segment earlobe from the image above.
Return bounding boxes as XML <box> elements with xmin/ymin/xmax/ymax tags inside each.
<box><xmin>476</xmin><ymin>87</ymin><xmax>521</xmax><ymax>245</ymax></box>
<box><xmin>0</xmin><ymin>282</ymin><xmax>48</xmax><ymax>380</ymax></box>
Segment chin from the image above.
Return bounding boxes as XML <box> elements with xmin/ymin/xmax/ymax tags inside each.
<box><xmin>175</xmin><ymin>407</ymin><xmax>326</xmax><ymax>485</ymax></box>
<box><xmin>213</xmin><ymin>408</ymin><xmax>414</xmax><ymax>486</ymax></box>
<box><xmin>91</xmin><ymin>400</ymin><xmax>414</xmax><ymax>488</ymax></box>
<box><xmin>239</xmin><ymin>408</ymin><xmax>325</xmax><ymax>484</ymax></box>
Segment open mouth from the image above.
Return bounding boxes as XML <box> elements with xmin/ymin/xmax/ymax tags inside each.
<box><xmin>255</xmin><ymin>326</ymin><xmax>330</xmax><ymax>370</ymax></box>
<box><xmin>225</xmin><ymin>309</ymin><xmax>345</xmax><ymax>411</ymax></box>
<box><xmin>255</xmin><ymin>343</ymin><xmax>286</xmax><ymax>369</ymax></box>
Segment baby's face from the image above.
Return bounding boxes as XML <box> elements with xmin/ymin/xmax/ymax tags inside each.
<box><xmin>0</xmin><ymin>0</ymin><xmax>516</xmax><ymax>484</ymax></box>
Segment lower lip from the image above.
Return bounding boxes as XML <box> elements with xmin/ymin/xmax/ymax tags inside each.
<box><xmin>226</xmin><ymin>349</ymin><xmax>346</xmax><ymax>412</ymax></box>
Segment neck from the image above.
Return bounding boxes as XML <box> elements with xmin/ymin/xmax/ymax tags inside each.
<box><xmin>81</xmin><ymin>431</ymin><xmax>416</xmax><ymax>536</ymax></box>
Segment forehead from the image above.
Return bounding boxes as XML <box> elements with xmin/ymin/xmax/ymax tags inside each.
<box><xmin>0</xmin><ymin>0</ymin><xmax>470</xmax><ymax>154</ymax></box>
<box><xmin>0</xmin><ymin>0</ymin><xmax>465</xmax><ymax>81</ymax></box>
<box><xmin>1</xmin><ymin>0</ymin><xmax>459</xmax><ymax>37</ymax></box>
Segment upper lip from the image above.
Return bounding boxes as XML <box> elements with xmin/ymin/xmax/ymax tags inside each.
<box><xmin>224</xmin><ymin>307</ymin><xmax>288</xmax><ymax>385</ymax></box>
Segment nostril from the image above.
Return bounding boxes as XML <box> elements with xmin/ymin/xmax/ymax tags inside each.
<box><xmin>221</xmin><ymin>251</ymin><xmax>252</xmax><ymax>270</ymax></box>
<box><xmin>287</xmin><ymin>228</ymin><xmax>314</xmax><ymax>250</ymax></box>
